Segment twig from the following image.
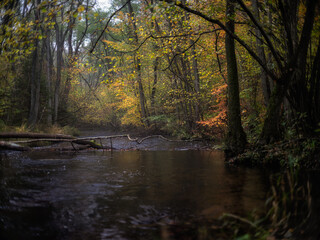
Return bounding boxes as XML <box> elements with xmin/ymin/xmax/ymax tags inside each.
<box><xmin>104</xmin><ymin>30</ymin><xmax>220</xmax><ymax>54</ymax></box>
<box><xmin>70</xmin><ymin>142</ymin><xmax>77</xmax><ymax>151</ymax></box>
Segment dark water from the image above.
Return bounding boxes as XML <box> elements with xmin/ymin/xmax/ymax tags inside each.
<box><xmin>0</xmin><ymin>149</ymin><xmax>270</xmax><ymax>239</ymax></box>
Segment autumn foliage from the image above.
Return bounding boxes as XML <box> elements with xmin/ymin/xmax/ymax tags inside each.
<box><xmin>1</xmin><ymin>0</ymin><xmax>319</xmax><ymax>143</ymax></box>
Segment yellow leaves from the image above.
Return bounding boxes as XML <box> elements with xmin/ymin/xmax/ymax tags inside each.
<box><xmin>118</xmin><ymin>95</ymin><xmax>142</xmax><ymax>126</ymax></box>
<box><xmin>77</xmin><ymin>5</ymin><xmax>85</xmax><ymax>13</ymax></box>
<box><xmin>102</xmin><ymin>39</ymin><xmax>114</xmax><ymax>45</ymax></box>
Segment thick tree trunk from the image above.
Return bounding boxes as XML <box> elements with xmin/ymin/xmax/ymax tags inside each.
<box><xmin>225</xmin><ymin>0</ymin><xmax>246</xmax><ymax>156</ymax></box>
<box><xmin>259</xmin><ymin>82</ymin><xmax>286</xmax><ymax>143</ymax></box>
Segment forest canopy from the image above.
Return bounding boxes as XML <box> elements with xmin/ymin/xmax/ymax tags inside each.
<box><xmin>1</xmin><ymin>0</ymin><xmax>319</xmax><ymax>154</ymax></box>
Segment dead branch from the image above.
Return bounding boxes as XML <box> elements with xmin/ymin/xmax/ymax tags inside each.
<box><xmin>0</xmin><ymin>141</ymin><xmax>31</xmax><ymax>151</ymax></box>
<box><xmin>0</xmin><ymin>133</ymin><xmax>199</xmax><ymax>152</ymax></box>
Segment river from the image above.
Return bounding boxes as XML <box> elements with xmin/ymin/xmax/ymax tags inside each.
<box><xmin>0</xmin><ymin>133</ymin><xmax>318</xmax><ymax>239</ymax></box>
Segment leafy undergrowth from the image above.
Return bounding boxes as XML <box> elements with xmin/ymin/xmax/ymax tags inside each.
<box><xmin>226</xmin><ymin>138</ymin><xmax>320</xmax><ymax>169</ymax></box>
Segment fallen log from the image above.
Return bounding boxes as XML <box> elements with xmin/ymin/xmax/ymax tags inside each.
<box><xmin>0</xmin><ymin>132</ymin><xmax>111</xmax><ymax>149</ymax></box>
<box><xmin>0</xmin><ymin>132</ymin><xmax>110</xmax><ymax>151</ymax></box>
<box><xmin>0</xmin><ymin>133</ymin><xmax>203</xmax><ymax>152</ymax></box>
<box><xmin>0</xmin><ymin>141</ymin><xmax>31</xmax><ymax>151</ymax></box>
<box><xmin>0</xmin><ymin>132</ymin><xmax>74</xmax><ymax>139</ymax></box>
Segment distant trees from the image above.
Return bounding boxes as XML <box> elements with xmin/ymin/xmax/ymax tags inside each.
<box><xmin>0</xmin><ymin>0</ymin><xmax>93</xmax><ymax>128</ymax></box>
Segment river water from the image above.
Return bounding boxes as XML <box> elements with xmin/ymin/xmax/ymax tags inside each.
<box><xmin>0</xmin><ymin>134</ymin><xmax>296</xmax><ymax>239</ymax></box>
<box><xmin>0</xmin><ymin>148</ymin><xmax>271</xmax><ymax>239</ymax></box>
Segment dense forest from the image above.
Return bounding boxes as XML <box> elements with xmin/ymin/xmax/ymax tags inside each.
<box><xmin>1</xmin><ymin>1</ymin><xmax>320</xmax><ymax>239</ymax></box>
<box><xmin>1</xmin><ymin>0</ymin><xmax>319</xmax><ymax>156</ymax></box>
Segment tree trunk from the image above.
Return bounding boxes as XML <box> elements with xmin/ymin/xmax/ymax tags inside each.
<box><xmin>151</xmin><ymin>57</ymin><xmax>159</xmax><ymax>114</ymax></box>
<box><xmin>63</xmin><ymin>29</ymin><xmax>73</xmax><ymax>106</ymax></box>
<box><xmin>260</xmin><ymin>0</ymin><xmax>317</xmax><ymax>143</ymax></box>
<box><xmin>259</xmin><ymin>82</ymin><xmax>286</xmax><ymax>143</ymax></box>
<box><xmin>27</xmin><ymin>0</ymin><xmax>42</xmax><ymax>127</ymax></box>
<box><xmin>127</xmin><ymin>1</ymin><xmax>149</xmax><ymax>126</ymax></box>
<box><xmin>191</xmin><ymin>44</ymin><xmax>201</xmax><ymax>121</ymax></box>
<box><xmin>46</xmin><ymin>30</ymin><xmax>53</xmax><ymax>125</ymax></box>
<box><xmin>225</xmin><ymin>0</ymin><xmax>246</xmax><ymax>156</ymax></box>
<box><xmin>252</xmin><ymin>0</ymin><xmax>271</xmax><ymax>106</ymax></box>
<box><xmin>63</xmin><ymin>2</ymin><xmax>77</xmax><ymax>107</ymax></box>
<box><xmin>54</xmin><ymin>38</ymin><xmax>63</xmax><ymax>124</ymax></box>
<box><xmin>27</xmin><ymin>40</ymin><xmax>40</xmax><ymax>127</ymax></box>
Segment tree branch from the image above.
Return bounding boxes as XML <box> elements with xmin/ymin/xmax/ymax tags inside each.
<box><xmin>235</xmin><ymin>0</ymin><xmax>283</xmax><ymax>71</ymax></box>
<box><xmin>161</xmin><ymin>0</ymin><xmax>279</xmax><ymax>81</ymax></box>
<box><xmin>161</xmin><ymin>34</ymin><xmax>202</xmax><ymax>71</ymax></box>
<box><xmin>89</xmin><ymin>0</ymin><xmax>131</xmax><ymax>54</ymax></box>
<box><xmin>103</xmin><ymin>30</ymin><xmax>219</xmax><ymax>54</ymax></box>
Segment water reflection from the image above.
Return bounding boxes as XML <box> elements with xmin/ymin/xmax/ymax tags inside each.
<box><xmin>0</xmin><ymin>150</ymin><xmax>268</xmax><ymax>239</ymax></box>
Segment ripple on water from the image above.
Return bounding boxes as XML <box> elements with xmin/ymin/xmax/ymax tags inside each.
<box><xmin>0</xmin><ymin>150</ymin><xmax>271</xmax><ymax>240</ymax></box>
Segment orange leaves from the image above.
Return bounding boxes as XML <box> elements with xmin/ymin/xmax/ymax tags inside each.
<box><xmin>198</xmin><ymin>83</ymin><xmax>227</xmax><ymax>131</ymax></box>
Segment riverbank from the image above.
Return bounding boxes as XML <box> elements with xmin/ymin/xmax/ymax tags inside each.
<box><xmin>226</xmin><ymin>137</ymin><xmax>320</xmax><ymax>170</ymax></box>
<box><xmin>223</xmin><ymin>137</ymin><xmax>320</xmax><ymax>240</ymax></box>
<box><xmin>1</xmin><ymin>127</ymin><xmax>320</xmax><ymax>239</ymax></box>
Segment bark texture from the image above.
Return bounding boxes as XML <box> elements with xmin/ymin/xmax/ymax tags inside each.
<box><xmin>225</xmin><ymin>0</ymin><xmax>247</xmax><ymax>156</ymax></box>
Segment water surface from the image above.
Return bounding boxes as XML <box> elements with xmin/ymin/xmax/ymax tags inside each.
<box><xmin>0</xmin><ymin>149</ymin><xmax>269</xmax><ymax>239</ymax></box>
